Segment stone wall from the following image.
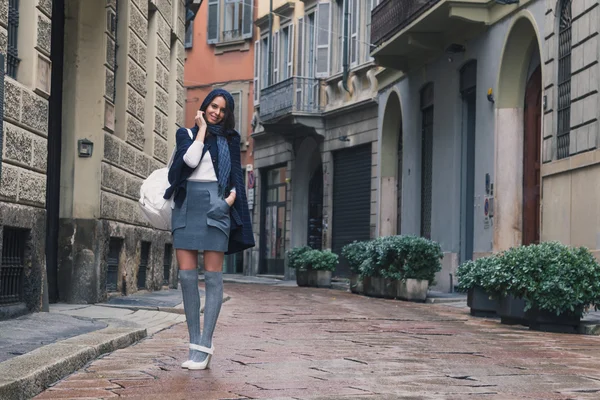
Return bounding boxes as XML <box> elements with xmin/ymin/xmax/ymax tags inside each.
<box><xmin>0</xmin><ymin>0</ymin><xmax>52</xmax><ymax>315</ymax></box>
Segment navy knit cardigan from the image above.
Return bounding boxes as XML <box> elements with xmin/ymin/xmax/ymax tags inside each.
<box><xmin>164</xmin><ymin>125</ymin><xmax>255</xmax><ymax>255</ymax></box>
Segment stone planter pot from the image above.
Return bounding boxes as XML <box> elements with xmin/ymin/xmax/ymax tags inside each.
<box><xmin>307</xmin><ymin>270</ymin><xmax>332</xmax><ymax>288</ymax></box>
<box><xmin>350</xmin><ymin>273</ymin><xmax>363</xmax><ymax>294</ymax></box>
<box><xmin>526</xmin><ymin>306</ymin><xmax>582</xmax><ymax>334</ymax></box>
<box><xmin>296</xmin><ymin>270</ymin><xmax>309</xmax><ymax>287</ymax></box>
<box><xmin>396</xmin><ymin>279</ymin><xmax>428</xmax><ymax>302</ymax></box>
<box><xmin>498</xmin><ymin>294</ymin><xmax>528</xmax><ymax>326</ymax></box>
<box><xmin>364</xmin><ymin>277</ymin><xmax>395</xmax><ymax>298</ymax></box>
<box><xmin>467</xmin><ymin>286</ymin><xmax>499</xmax><ymax>317</ymax></box>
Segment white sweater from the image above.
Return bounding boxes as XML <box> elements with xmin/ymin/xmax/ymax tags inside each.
<box><xmin>183</xmin><ymin>140</ymin><xmax>236</xmax><ymax>193</ymax></box>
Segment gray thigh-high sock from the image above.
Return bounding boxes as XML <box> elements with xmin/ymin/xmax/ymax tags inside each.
<box><xmin>196</xmin><ymin>271</ymin><xmax>223</xmax><ymax>362</ymax></box>
<box><xmin>179</xmin><ymin>269</ymin><xmax>201</xmax><ymax>360</ymax></box>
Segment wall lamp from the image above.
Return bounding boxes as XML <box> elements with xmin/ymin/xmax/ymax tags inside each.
<box><xmin>78</xmin><ymin>138</ymin><xmax>94</xmax><ymax>158</ymax></box>
<box><xmin>338</xmin><ymin>135</ymin><xmax>351</xmax><ymax>142</ymax></box>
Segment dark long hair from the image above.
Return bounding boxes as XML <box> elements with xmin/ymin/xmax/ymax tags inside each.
<box><xmin>199</xmin><ymin>95</ymin><xmax>236</xmax><ymax>132</ymax></box>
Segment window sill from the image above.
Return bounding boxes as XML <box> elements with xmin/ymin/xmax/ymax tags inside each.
<box><xmin>325</xmin><ymin>61</ymin><xmax>377</xmax><ymax>84</ymax></box>
<box><xmin>214</xmin><ymin>38</ymin><xmax>250</xmax><ymax>55</ymax></box>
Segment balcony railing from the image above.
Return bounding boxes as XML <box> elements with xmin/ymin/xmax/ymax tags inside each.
<box><xmin>371</xmin><ymin>0</ymin><xmax>441</xmax><ymax>47</ymax></box>
<box><xmin>259</xmin><ymin>76</ymin><xmax>322</xmax><ymax>122</ymax></box>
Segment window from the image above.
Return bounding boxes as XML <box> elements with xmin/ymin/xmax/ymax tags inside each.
<box><xmin>261</xmin><ymin>166</ymin><xmax>288</xmax><ymax>275</ymax></box>
<box><xmin>280</xmin><ymin>24</ymin><xmax>294</xmax><ymax>80</ymax></box>
<box><xmin>557</xmin><ymin>0</ymin><xmax>572</xmax><ymax>160</ymax></box>
<box><xmin>7</xmin><ymin>0</ymin><xmax>20</xmax><ymax>79</ymax></box>
<box><xmin>336</xmin><ymin>2</ymin><xmax>344</xmax><ymax>73</ymax></box>
<box><xmin>304</xmin><ymin>12</ymin><xmax>316</xmax><ymax>78</ymax></box>
<box><xmin>254</xmin><ymin>39</ymin><xmax>261</xmax><ymax>104</ymax></box>
<box><xmin>224</xmin><ymin>0</ymin><xmax>243</xmax><ymax>41</ymax></box>
<box><xmin>107</xmin><ymin>238</ymin><xmax>122</xmax><ymax>292</ymax></box>
<box><xmin>261</xmin><ymin>35</ymin><xmax>269</xmax><ymax>88</ymax></box>
<box><xmin>0</xmin><ymin>228</ymin><xmax>28</xmax><ymax>305</ymax></box>
<box><xmin>137</xmin><ymin>242</ymin><xmax>151</xmax><ymax>290</ymax></box>
<box><xmin>163</xmin><ymin>244</ymin><xmax>172</xmax><ymax>286</ymax></box>
<box><xmin>273</xmin><ymin>30</ymin><xmax>279</xmax><ymax>82</ymax></box>
<box><xmin>207</xmin><ymin>0</ymin><xmax>253</xmax><ymax>44</ymax></box>
<box><xmin>315</xmin><ymin>2</ymin><xmax>331</xmax><ymax>77</ymax></box>
<box><xmin>349</xmin><ymin>0</ymin><xmax>359</xmax><ymax>66</ymax></box>
<box><xmin>297</xmin><ymin>17</ymin><xmax>304</xmax><ymax>77</ymax></box>
<box><xmin>185</xmin><ymin>20</ymin><xmax>194</xmax><ymax>49</ymax></box>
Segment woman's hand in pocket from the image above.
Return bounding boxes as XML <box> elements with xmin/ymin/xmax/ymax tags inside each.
<box><xmin>225</xmin><ymin>191</ymin><xmax>236</xmax><ymax>207</ymax></box>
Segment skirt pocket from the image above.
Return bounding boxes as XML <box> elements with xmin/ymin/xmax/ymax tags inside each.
<box><xmin>206</xmin><ymin>192</ymin><xmax>231</xmax><ymax>236</ymax></box>
<box><xmin>171</xmin><ymin>195</ymin><xmax>188</xmax><ymax>231</ymax></box>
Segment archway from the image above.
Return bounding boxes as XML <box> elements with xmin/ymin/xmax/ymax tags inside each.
<box><xmin>379</xmin><ymin>91</ymin><xmax>403</xmax><ymax>236</ymax></box>
<box><xmin>494</xmin><ymin>14</ymin><xmax>542</xmax><ymax>251</ymax></box>
<box><xmin>291</xmin><ymin>137</ymin><xmax>323</xmax><ymax>250</ymax></box>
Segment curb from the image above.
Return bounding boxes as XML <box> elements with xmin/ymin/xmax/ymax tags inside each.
<box><xmin>99</xmin><ymin>293</ymin><xmax>231</xmax><ymax>314</ymax></box>
<box><xmin>0</xmin><ymin>323</ymin><xmax>146</xmax><ymax>400</ymax></box>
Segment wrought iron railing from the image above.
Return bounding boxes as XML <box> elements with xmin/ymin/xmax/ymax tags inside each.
<box><xmin>259</xmin><ymin>76</ymin><xmax>322</xmax><ymax>122</ymax></box>
<box><xmin>106</xmin><ymin>238</ymin><xmax>122</xmax><ymax>292</ymax></box>
<box><xmin>0</xmin><ymin>228</ymin><xmax>27</xmax><ymax>305</ymax></box>
<box><xmin>137</xmin><ymin>242</ymin><xmax>150</xmax><ymax>290</ymax></box>
<box><xmin>7</xmin><ymin>0</ymin><xmax>19</xmax><ymax>79</ymax></box>
<box><xmin>223</xmin><ymin>29</ymin><xmax>242</xmax><ymax>42</ymax></box>
<box><xmin>371</xmin><ymin>0</ymin><xmax>441</xmax><ymax>47</ymax></box>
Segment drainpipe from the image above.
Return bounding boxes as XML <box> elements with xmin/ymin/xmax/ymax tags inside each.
<box><xmin>342</xmin><ymin>0</ymin><xmax>349</xmax><ymax>92</ymax></box>
<box><xmin>268</xmin><ymin>0</ymin><xmax>273</xmax><ymax>86</ymax></box>
<box><xmin>45</xmin><ymin>0</ymin><xmax>65</xmax><ymax>307</ymax></box>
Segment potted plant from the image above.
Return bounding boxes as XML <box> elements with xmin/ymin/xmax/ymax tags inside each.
<box><xmin>507</xmin><ymin>242</ymin><xmax>600</xmax><ymax>333</ymax></box>
<box><xmin>395</xmin><ymin>235</ymin><xmax>443</xmax><ymax>302</ymax></box>
<box><xmin>287</xmin><ymin>246</ymin><xmax>311</xmax><ymax>287</ymax></box>
<box><xmin>359</xmin><ymin>237</ymin><xmax>395</xmax><ymax>298</ymax></box>
<box><xmin>457</xmin><ymin>257</ymin><xmax>500</xmax><ymax>317</ymax></box>
<box><xmin>303</xmin><ymin>249</ymin><xmax>339</xmax><ymax>288</ymax></box>
<box><xmin>342</xmin><ymin>241</ymin><xmax>370</xmax><ymax>294</ymax></box>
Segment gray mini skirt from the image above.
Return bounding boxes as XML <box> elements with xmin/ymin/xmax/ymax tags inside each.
<box><xmin>172</xmin><ymin>181</ymin><xmax>230</xmax><ymax>252</ymax></box>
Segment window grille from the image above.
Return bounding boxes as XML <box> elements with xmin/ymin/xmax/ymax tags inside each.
<box><xmin>106</xmin><ymin>238</ymin><xmax>122</xmax><ymax>292</ymax></box>
<box><xmin>7</xmin><ymin>0</ymin><xmax>20</xmax><ymax>79</ymax></box>
<box><xmin>557</xmin><ymin>0</ymin><xmax>572</xmax><ymax>160</ymax></box>
<box><xmin>420</xmin><ymin>85</ymin><xmax>434</xmax><ymax>240</ymax></box>
<box><xmin>0</xmin><ymin>228</ymin><xmax>28</xmax><ymax>305</ymax></box>
<box><xmin>137</xmin><ymin>242</ymin><xmax>150</xmax><ymax>290</ymax></box>
<box><xmin>163</xmin><ymin>244</ymin><xmax>172</xmax><ymax>286</ymax></box>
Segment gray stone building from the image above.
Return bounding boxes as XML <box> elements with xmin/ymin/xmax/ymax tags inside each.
<box><xmin>370</xmin><ymin>0</ymin><xmax>599</xmax><ymax>291</ymax></box>
<box><xmin>250</xmin><ymin>0</ymin><xmax>380</xmax><ymax>278</ymax></box>
<box><xmin>0</xmin><ymin>0</ymin><xmax>187</xmax><ymax>319</ymax></box>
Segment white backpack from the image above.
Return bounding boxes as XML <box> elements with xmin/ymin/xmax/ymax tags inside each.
<box><xmin>138</xmin><ymin>129</ymin><xmax>193</xmax><ymax>230</ymax></box>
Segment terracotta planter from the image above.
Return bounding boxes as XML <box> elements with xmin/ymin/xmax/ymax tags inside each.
<box><xmin>498</xmin><ymin>294</ymin><xmax>528</xmax><ymax>326</ymax></box>
<box><xmin>396</xmin><ymin>279</ymin><xmax>428</xmax><ymax>302</ymax></box>
<box><xmin>526</xmin><ymin>306</ymin><xmax>582</xmax><ymax>334</ymax></box>
<box><xmin>467</xmin><ymin>286</ymin><xmax>499</xmax><ymax>317</ymax></box>
<box><xmin>296</xmin><ymin>270</ymin><xmax>309</xmax><ymax>287</ymax></box>
<box><xmin>307</xmin><ymin>270</ymin><xmax>332</xmax><ymax>288</ymax></box>
<box><xmin>350</xmin><ymin>273</ymin><xmax>363</xmax><ymax>294</ymax></box>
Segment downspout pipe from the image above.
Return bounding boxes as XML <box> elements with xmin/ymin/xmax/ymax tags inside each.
<box><xmin>342</xmin><ymin>0</ymin><xmax>349</xmax><ymax>92</ymax></box>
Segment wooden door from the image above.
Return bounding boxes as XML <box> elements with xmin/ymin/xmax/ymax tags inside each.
<box><xmin>523</xmin><ymin>66</ymin><xmax>542</xmax><ymax>245</ymax></box>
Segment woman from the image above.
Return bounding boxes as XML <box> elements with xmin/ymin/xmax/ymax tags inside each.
<box><xmin>164</xmin><ymin>89</ymin><xmax>254</xmax><ymax>370</ymax></box>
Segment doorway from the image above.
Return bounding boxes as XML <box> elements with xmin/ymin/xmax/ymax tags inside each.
<box><xmin>307</xmin><ymin>165</ymin><xmax>323</xmax><ymax>249</ymax></box>
<box><xmin>523</xmin><ymin>66</ymin><xmax>542</xmax><ymax>245</ymax></box>
<box><xmin>460</xmin><ymin>61</ymin><xmax>477</xmax><ymax>263</ymax></box>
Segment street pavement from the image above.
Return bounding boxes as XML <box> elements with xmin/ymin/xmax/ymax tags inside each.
<box><xmin>35</xmin><ymin>283</ymin><xmax>600</xmax><ymax>399</ymax></box>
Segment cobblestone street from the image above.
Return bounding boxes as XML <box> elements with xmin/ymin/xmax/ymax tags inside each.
<box><xmin>35</xmin><ymin>284</ymin><xmax>600</xmax><ymax>399</ymax></box>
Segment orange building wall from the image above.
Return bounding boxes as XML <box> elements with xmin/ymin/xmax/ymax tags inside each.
<box><xmin>184</xmin><ymin>1</ymin><xmax>256</xmax><ymax>168</ymax></box>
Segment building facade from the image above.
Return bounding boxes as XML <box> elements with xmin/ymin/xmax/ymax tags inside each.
<box><xmin>251</xmin><ymin>0</ymin><xmax>380</xmax><ymax>278</ymax></box>
<box><xmin>370</xmin><ymin>0</ymin><xmax>592</xmax><ymax>292</ymax></box>
<box><xmin>0</xmin><ymin>0</ymin><xmax>188</xmax><ymax>319</ymax></box>
<box><xmin>184</xmin><ymin>0</ymin><xmax>256</xmax><ymax>274</ymax></box>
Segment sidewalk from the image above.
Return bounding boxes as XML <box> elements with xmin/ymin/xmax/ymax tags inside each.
<box><xmin>0</xmin><ymin>285</ymin><xmax>231</xmax><ymax>400</ymax></box>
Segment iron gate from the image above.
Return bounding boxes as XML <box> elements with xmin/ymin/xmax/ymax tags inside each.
<box><xmin>0</xmin><ymin>228</ymin><xmax>28</xmax><ymax>305</ymax></box>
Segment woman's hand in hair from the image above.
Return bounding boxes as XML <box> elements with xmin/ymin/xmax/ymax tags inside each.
<box><xmin>195</xmin><ymin>111</ymin><xmax>207</xmax><ymax>141</ymax></box>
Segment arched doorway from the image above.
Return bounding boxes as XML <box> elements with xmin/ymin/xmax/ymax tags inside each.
<box><xmin>495</xmin><ymin>15</ymin><xmax>542</xmax><ymax>250</ymax></box>
<box><xmin>379</xmin><ymin>91</ymin><xmax>403</xmax><ymax>236</ymax></box>
<box><xmin>291</xmin><ymin>137</ymin><xmax>323</xmax><ymax>252</ymax></box>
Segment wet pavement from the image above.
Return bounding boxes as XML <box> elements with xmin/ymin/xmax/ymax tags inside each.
<box><xmin>35</xmin><ymin>283</ymin><xmax>600</xmax><ymax>399</ymax></box>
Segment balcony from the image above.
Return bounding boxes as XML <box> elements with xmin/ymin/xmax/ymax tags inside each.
<box><xmin>371</xmin><ymin>0</ymin><xmax>523</xmax><ymax>71</ymax></box>
<box><xmin>259</xmin><ymin>77</ymin><xmax>324</xmax><ymax>134</ymax></box>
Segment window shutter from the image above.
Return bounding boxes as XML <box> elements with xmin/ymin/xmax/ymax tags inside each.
<box><xmin>316</xmin><ymin>2</ymin><xmax>331</xmax><ymax>77</ymax></box>
<box><xmin>273</xmin><ymin>30</ymin><xmax>279</xmax><ymax>83</ymax></box>
<box><xmin>288</xmin><ymin>24</ymin><xmax>294</xmax><ymax>78</ymax></box>
<box><xmin>297</xmin><ymin>18</ymin><xmax>304</xmax><ymax>77</ymax></box>
<box><xmin>207</xmin><ymin>0</ymin><xmax>220</xmax><ymax>44</ymax></box>
<box><xmin>254</xmin><ymin>40</ymin><xmax>260</xmax><ymax>104</ymax></box>
<box><xmin>242</xmin><ymin>0</ymin><xmax>252</xmax><ymax>39</ymax></box>
<box><xmin>185</xmin><ymin>21</ymin><xmax>194</xmax><ymax>49</ymax></box>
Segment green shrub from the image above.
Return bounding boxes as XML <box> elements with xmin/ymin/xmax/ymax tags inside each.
<box><xmin>341</xmin><ymin>241</ymin><xmax>371</xmax><ymax>274</ymax></box>
<box><xmin>287</xmin><ymin>246</ymin><xmax>312</xmax><ymax>270</ymax></box>
<box><xmin>358</xmin><ymin>235</ymin><xmax>443</xmax><ymax>283</ymax></box>
<box><xmin>302</xmin><ymin>249</ymin><xmax>339</xmax><ymax>271</ymax></box>
<box><xmin>457</xmin><ymin>242</ymin><xmax>600</xmax><ymax>318</ymax></box>
<box><xmin>286</xmin><ymin>247</ymin><xmax>339</xmax><ymax>272</ymax></box>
